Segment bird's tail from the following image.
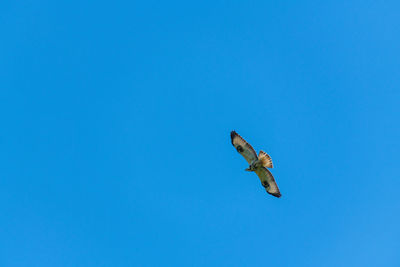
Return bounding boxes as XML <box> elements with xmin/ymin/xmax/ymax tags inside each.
<box><xmin>258</xmin><ymin>150</ymin><xmax>273</xmax><ymax>168</ymax></box>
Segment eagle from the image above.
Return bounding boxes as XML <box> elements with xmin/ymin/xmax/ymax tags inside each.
<box><xmin>231</xmin><ymin>131</ymin><xmax>281</xmax><ymax>198</ymax></box>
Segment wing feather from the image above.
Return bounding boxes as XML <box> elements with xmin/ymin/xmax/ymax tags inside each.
<box><xmin>231</xmin><ymin>131</ymin><xmax>258</xmax><ymax>164</ymax></box>
<box><xmin>255</xmin><ymin>167</ymin><xmax>281</xmax><ymax>198</ymax></box>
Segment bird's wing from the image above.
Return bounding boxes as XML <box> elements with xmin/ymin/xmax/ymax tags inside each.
<box><xmin>255</xmin><ymin>167</ymin><xmax>281</xmax><ymax>198</ymax></box>
<box><xmin>231</xmin><ymin>131</ymin><xmax>258</xmax><ymax>164</ymax></box>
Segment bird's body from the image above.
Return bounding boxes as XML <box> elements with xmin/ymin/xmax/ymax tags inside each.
<box><xmin>245</xmin><ymin>159</ymin><xmax>262</xmax><ymax>171</ymax></box>
<box><xmin>231</xmin><ymin>131</ymin><xmax>281</xmax><ymax>198</ymax></box>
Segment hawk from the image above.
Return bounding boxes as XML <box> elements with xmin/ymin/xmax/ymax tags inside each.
<box><xmin>231</xmin><ymin>131</ymin><xmax>281</xmax><ymax>198</ymax></box>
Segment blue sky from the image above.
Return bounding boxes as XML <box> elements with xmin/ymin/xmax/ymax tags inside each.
<box><xmin>1</xmin><ymin>1</ymin><xmax>400</xmax><ymax>266</ymax></box>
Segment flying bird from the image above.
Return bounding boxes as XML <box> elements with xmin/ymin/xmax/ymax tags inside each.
<box><xmin>231</xmin><ymin>131</ymin><xmax>281</xmax><ymax>198</ymax></box>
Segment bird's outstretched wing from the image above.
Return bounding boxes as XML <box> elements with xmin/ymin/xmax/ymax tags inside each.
<box><xmin>255</xmin><ymin>167</ymin><xmax>281</xmax><ymax>198</ymax></box>
<box><xmin>231</xmin><ymin>131</ymin><xmax>258</xmax><ymax>164</ymax></box>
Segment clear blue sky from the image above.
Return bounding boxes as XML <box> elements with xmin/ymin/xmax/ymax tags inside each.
<box><xmin>1</xmin><ymin>1</ymin><xmax>399</xmax><ymax>266</ymax></box>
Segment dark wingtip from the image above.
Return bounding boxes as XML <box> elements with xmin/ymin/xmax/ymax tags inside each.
<box><xmin>271</xmin><ymin>192</ymin><xmax>282</xmax><ymax>198</ymax></box>
<box><xmin>265</xmin><ymin>187</ymin><xmax>281</xmax><ymax>198</ymax></box>
<box><xmin>230</xmin><ymin>130</ymin><xmax>237</xmax><ymax>145</ymax></box>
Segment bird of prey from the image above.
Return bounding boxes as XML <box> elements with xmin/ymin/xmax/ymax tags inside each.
<box><xmin>231</xmin><ymin>131</ymin><xmax>281</xmax><ymax>198</ymax></box>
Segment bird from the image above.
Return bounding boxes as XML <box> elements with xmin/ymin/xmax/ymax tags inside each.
<box><xmin>231</xmin><ymin>131</ymin><xmax>281</xmax><ymax>198</ymax></box>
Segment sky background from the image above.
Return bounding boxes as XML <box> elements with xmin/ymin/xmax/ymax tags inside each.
<box><xmin>1</xmin><ymin>1</ymin><xmax>400</xmax><ymax>266</ymax></box>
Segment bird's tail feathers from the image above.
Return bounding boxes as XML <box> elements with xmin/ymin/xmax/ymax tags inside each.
<box><xmin>258</xmin><ymin>150</ymin><xmax>273</xmax><ymax>168</ymax></box>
